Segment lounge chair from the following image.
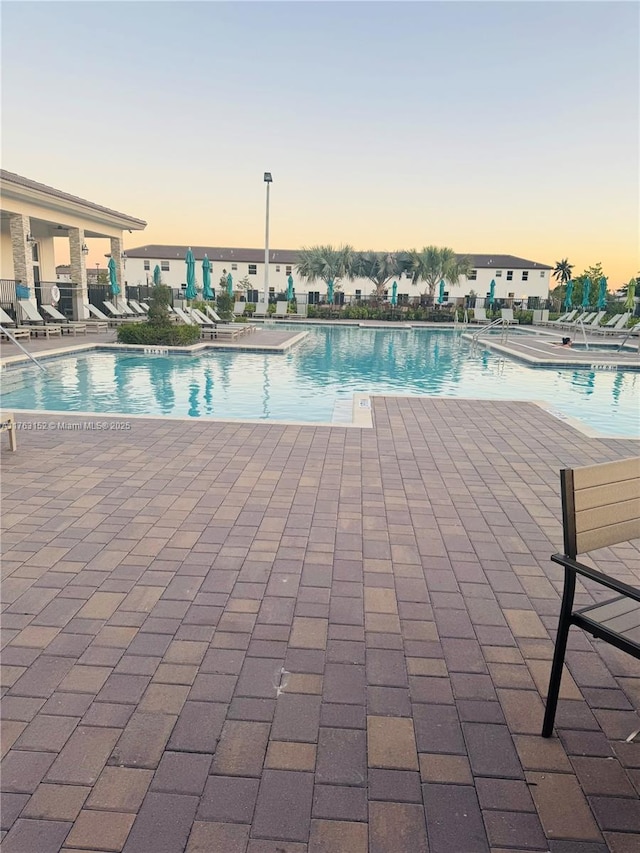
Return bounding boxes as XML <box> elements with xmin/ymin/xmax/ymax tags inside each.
<box><xmin>173</xmin><ymin>307</ymin><xmax>195</xmax><ymax>325</ymax></box>
<box><xmin>128</xmin><ymin>300</ymin><xmax>147</xmax><ymax>316</ymax></box>
<box><xmin>0</xmin><ymin>306</ymin><xmax>31</xmax><ymax>340</ymax></box>
<box><xmin>139</xmin><ymin>302</ymin><xmax>150</xmax><ymax>312</ymax></box>
<box><xmin>186</xmin><ymin>309</ymin><xmax>217</xmax><ymax>339</ymax></box>
<box><xmin>17</xmin><ymin>299</ymin><xmax>45</xmax><ymax>325</ymax></box>
<box><xmin>274</xmin><ymin>301</ymin><xmax>289</xmax><ymax>318</ymax></box>
<box><xmin>116</xmin><ymin>301</ymin><xmax>138</xmax><ymax>317</ymax></box>
<box><xmin>501</xmin><ymin>308</ymin><xmax>516</xmax><ymax>324</ymax></box>
<box><xmin>470</xmin><ymin>307</ymin><xmax>489</xmax><ymax>324</ymax></box>
<box><xmin>40</xmin><ymin>305</ymin><xmax>88</xmax><ymax>336</ymax></box>
<box><xmin>545</xmin><ymin>309</ymin><xmax>578</xmax><ymax>327</ymax></box>
<box><xmin>581</xmin><ymin>310</ymin><xmax>606</xmax><ymax>330</ymax></box>
<box><xmin>87</xmin><ymin>303</ymin><xmax>126</xmax><ymax>327</ymax></box>
<box><xmin>252</xmin><ymin>301</ymin><xmax>269</xmax><ymax>320</ymax></box>
<box><xmin>594</xmin><ymin>313</ymin><xmax>630</xmax><ymax>335</ymax></box>
<box><xmin>233</xmin><ymin>302</ymin><xmax>247</xmax><ymax>317</ymax></box>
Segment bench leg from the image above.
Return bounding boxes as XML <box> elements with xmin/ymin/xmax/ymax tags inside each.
<box><xmin>542</xmin><ymin>567</ymin><xmax>576</xmax><ymax>737</ymax></box>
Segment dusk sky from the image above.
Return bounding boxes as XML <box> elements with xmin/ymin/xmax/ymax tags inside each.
<box><xmin>2</xmin><ymin>1</ymin><xmax>638</xmax><ymax>285</ymax></box>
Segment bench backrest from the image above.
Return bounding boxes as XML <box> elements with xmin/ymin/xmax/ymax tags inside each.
<box><xmin>561</xmin><ymin>458</ymin><xmax>640</xmax><ymax>557</ymax></box>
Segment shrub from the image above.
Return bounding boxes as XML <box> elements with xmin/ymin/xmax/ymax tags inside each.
<box><xmin>216</xmin><ymin>291</ymin><xmax>233</xmax><ymax>320</ymax></box>
<box><xmin>117</xmin><ymin>322</ymin><xmax>201</xmax><ymax>346</ymax></box>
<box><xmin>147</xmin><ymin>285</ymin><xmax>173</xmax><ymax>326</ymax></box>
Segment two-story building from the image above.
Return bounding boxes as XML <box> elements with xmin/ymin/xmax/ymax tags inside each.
<box><xmin>123</xmin><ymin>245</ymin><xmax>552</xmax><ymax>305</ymax></box>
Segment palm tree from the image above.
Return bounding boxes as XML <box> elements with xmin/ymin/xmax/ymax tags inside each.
<box><xmin>552</xmin><ymin>258</ymin><xmax>574</xmax><ymax>287</ymax></box>
<box><xmin>405</xmin><ymin>246</ymin><xmax>472</xmax><ymax>298</ymax></box>
<box><xmin>350</xmin><ymin>251</ymin><xmax>402</xmax><ymax>300</ymax></box>
<box><xmin>296</xmin><ymin>245</ymin><xmax>355</xmax><ymax>293</ymax></box>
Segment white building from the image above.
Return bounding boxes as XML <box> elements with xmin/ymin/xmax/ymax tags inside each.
<box><xmin>123</xmin><ymin>245</ymin><xmax>552</xmax><ymax>305</ymax></box>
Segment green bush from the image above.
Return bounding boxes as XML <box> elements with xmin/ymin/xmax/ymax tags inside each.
<box><xmin>216</xmin><ymin>291</ymin><xmax>233</xmax><ymax>320</ymax></box>
<box><xmin>147</xmin><ymin>285</ymin><xmax>173</xmax><ymax>326</ymax></box>
<box><xmin>117</xmin><ymin>323</ymin><xmax>201</xmax><ymax>346</ymax></box>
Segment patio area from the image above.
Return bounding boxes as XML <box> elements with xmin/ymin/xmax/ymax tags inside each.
<box><xmin>1</xmin><ymin>398</ymin><xmax>639</xmax><ymax>853</ymax></box>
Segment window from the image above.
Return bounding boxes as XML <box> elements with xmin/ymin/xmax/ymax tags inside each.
<box><xmin>285</xmin><ymin>265</ymin><xmax>292</xmax><ymax>275</ymax></box>
<box><xmin>355</xmin><ymin>289</ymin><xmax>362</xmax><ymax>298</ymax></box>
<box><xmin>495</xmin><ymin>270</ymin><xmax>502</xmax><ymax>277</ymax></box>
<box><xmin>269</xmin><ymin>287</ymin><xmax>275</xmax><ymax>293</ymax></box>
<box><xmin>248</xmin><ymin>264</ymin><xmax>257</xmax><ymax>275</ymax></box>
<box><xmin>522</xmin><ymin>271</ymin><xmax>529</xmax><ymax>281</ymax></box>
<box><xmin>540</xmin><ymin>271</ymin><xmax>545</xmax><ymax>277</ymax></box>
<box><xmin>468</xmin><ymin>270</ymin><xmax>477</xmax><ymax>281</ymax></box>
<box><xmin>275</xmin><ymin>265</ymin><xmax>280</xmax><ymax>272</ymax></box>
<box><xmin>161</xmin><ymin>261</ymin><xmax>170</xmax><ymax>272</ymax></box>
<box><xmin>31</xmin><ymin>244</ymin><xmax>39</xmax><ymax>262</ymax></box>
<box><xmin>144</xmin><ymin>260</ymin><xmax>150</xmax><ymax>271</ymax></box>
<box><xmin>508</xmin><ymin>292</ymin><xmax>515</xmax><ymax>298</ymax></box>
<box><xmin>506</xmin><ymin>270</ymin><xmax>513</xmax><ymax>281</ymax></box>
<box><xmin>231</xmin><ymin>263</ymin><xmax>237</xmax><ymax>271</ymax></box>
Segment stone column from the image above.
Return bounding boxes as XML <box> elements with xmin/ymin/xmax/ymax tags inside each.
<box><xmin>110</xmin><ymin>236</ymin><xmax>124</xmax><ymax>307</ymax></box>
<box><xmin>9</xmin><ymin>214</ymin><xmax>35</xmax><ymax>296</ymax></box>
<box><xmin>69</xmin><ymin>227</ymin><xmax>89</xmax><ymax>320</ymax></box>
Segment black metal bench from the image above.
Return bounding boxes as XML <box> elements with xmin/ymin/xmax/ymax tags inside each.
<box><xmin>542</xmin><ymin>457</ymin><xmax>640</xmax><ymax>737</ymax></box>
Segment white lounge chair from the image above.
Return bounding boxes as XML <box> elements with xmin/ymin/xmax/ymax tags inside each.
<box><xmin>0</xmin><ymin>307</ymin><xmax>31</xmax><ymax>340</ymax></box>
<box><xmin>40</xmin><ymin>305</ymin><xmax>88</xmax><ymax>336</ymax></box>
<box><xmin>87</xmin><ymin>303</ymin><xmax>126</xmax><ymax>326</ymax></box>
<box><xmin>18</xmin><ymin>299</ymin><xmax>45</xmax><ymax>325</ymax></box>
<box><xmin>470</xmin><ymin>307</ymin><xmax>489</xmax><ymax>324</ymax></box>
<box><xmin>233</xmin><ymin>302</ymin><xmax>246</xmax><ymax>317</ymax></box>
<box><xmin>252</xmin><ymin>301</ymin><xmax>269</xmax><ymax>319</ymax></box>
<box><xmin>173</xmin><ymin>307</ymin><xmax>195</xmax><ymax>325</ymax></box>
<box><xmin>275</xmin><ymin>301</ymin><xmax>289</xmax><ymax>318</ymax></box>
<box><xmin>545</xmin><ymin>309</ymin><xmax>578</xmax><ymax>327</ymax></box>
<box><xmin>128</xmin><ymin>300</ymin><xmax>147</xmax><ymax>316</ymax></box>
<box><xmin>593</xmin><ymin>313</ymin><xmax>630</xmax><ymax>335</ymax></box>
<box><xmin>139</xmin><ymin>302</ymin><xmax>150</xmax><ymax>312</ymax></box>
<box><xmin>501</xmin><ymin>308</ymin><xmax>516</xmax><ymax>324</ymax></box>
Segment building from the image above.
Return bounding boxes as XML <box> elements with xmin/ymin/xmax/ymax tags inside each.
<box><xmin>123</xmin><ymin>245</ymin><xmax>552</xmax><ymax>304</ymax></box>
<box><xmin>0</xmin><ymin>170</ymin><xmax>146</xmax><ymax>319</ymax></box>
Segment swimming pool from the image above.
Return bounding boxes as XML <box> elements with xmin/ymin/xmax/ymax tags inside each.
<box><xmin>2</xmin><ymin>327</ymin><xmax>638</xmax><ymax>436</ymax></box>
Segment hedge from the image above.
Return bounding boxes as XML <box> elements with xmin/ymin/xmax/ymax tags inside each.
<box><xmin>116</xmin><ymin>323</ymin><xmax>201</xmax><ymax>346</ymax></box>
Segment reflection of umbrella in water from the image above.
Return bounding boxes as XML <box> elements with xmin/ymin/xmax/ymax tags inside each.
<box><xmin>624</xmin><ymin>278</ymin><xmax>636</xmax><ymax>311</ymax></box>
<box><xmin>612</xmin><ymin>371</ymin><xmax>624</xmax><ymax>404</ymax></box>
<box><xmin>202</xmin><ymin>256</ymin><xmax>214</xmax><ymax>300</ymax></box>
<box><xmin>327</xmin><ymin>280</ymin><xmax>334</xmax><ymax>304</ymax></box>
<box><xmin>287</xmin><ymin>275</ymin><xmax>294</xmax><ymax>301</ymax></box>
<box><xmin>153</xmin><ymin>265</ymin><xmax>162</xmax><ymax>286</ymax></box>
<box><xmin>108</xmin><ymin>257</ymin><xmax>120</xmax><ymax>297</ymax></box>
<box><xmin>582</xmin><ymin>277</ymin><xmax>591</xmax><ymax>308</ymax></box>
<box><xmin>203</xmin><ymin>367</ymin><xmax>214</xmax><ymax>414</ymax></box>
<box><xmin>391</xmin><ymin>281</ymin><xmax>398</xmax><ymax>306</ymax></box>
<box><xmin>597</xmin><ymin>277</ymin><xmax>607</xmax><ymax>310</ymax></box>
<box><xmin>437</xmin><ymin>280</ymin><xmax>445</xmax><ymax>304</ymax></box>
<box><xmin>188</xmin><ymin>382</ymin><xmax>200</xmax><ymax>418</ymax></box>
<box><xmin>185</xmin><ymin>248</ymin><xmax>197</xmax><ymax>299</ymax></box>
<box><xmin>564</xmin><ymin>280</ymin><xmax>574</xmax><ymax>310</ymax></box>
<box><xmin>488</xmin><ymin>279</ymin><xmax>495</xmax><ymax>306</ymax></box>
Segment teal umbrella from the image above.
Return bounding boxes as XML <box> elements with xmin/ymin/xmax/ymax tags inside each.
<box><xmin>391</xmin><ymin>281</ymin><xmax>398</xmax><ymax>306</ymax></box>
<box><xmin>597</xmin><ymin>276</ymin><xmax>607</xmax><ymax>310</ymax></box>
<box><xmin>226</xmin><ymin>272</ymin><xmax>233</xmax><ymax>296</ymax></box>
<box><xmin>582</xmin><ymin>277</ymin><xmax>591</xmax><ymax>308</ymax></box>
<box><xmin>153</xmin><ymin>265</ymin><xmax>161</xmax><ymax>286</ymax></box>
<box><xmin>488</xmin><ymin>279</ymin><xmax>495</xmax><ymax>306</ymax></box>
<box><xmin>108</xmin><ymin>257</ymin><xmax>120</xmax><ymax>296</ymax></box>
<box><xmin>185</xmin><ymin>248</ymin><xmax>197</xmax><ymax>299</ymax></box>
<box><xmin>437</xmin><ymin>280</ymin><xmax>445</xmax><ymax>304</ymax></box>
<box><xmin>564</xmin><ymin>280</ymin><xmax>574</xmax><ymax>310</ymax></box>
<box><xmin>624</xmin><ymin>278</ymin><xmax>636</xmax><ymax>311</ymax></box>
<box><xmin>327</xmin><ymin>279</ymin><xmax>334</xmax><ymax>304</ymax></box>
<box><xmin>202</xmin><ymin>255</ymin><xmax>213</xmax><ymax>299</ymax></box>
<box><xmin>287</xmin><ymin>275</ymin><xmax>294</xmax><ymax>301</ymax></box>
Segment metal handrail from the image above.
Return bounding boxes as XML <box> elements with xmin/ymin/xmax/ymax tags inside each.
<box><xmin>0</xmin><ymin>325</ymin><xmax>47</xmax><ymax>371</ymax></box>
<box><xmin>617</xmin><ymin>324</ymin><xmax>640</xmax><ymax>352</ymax></box>
<box><xmin>575</xmin><ymin>318</ymin><xmax>589</xmax><ymax>350</ymax></box>
<box><xmin>472</xmin><ymin>317</ymin><xmax>506</xmax><ymax>342</ymax></box>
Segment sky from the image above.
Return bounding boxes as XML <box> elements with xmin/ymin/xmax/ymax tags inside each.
<box><xmin>2</xmin><ymin>0</ymin><xmax>638</xmax><ymax>286</ymax></box>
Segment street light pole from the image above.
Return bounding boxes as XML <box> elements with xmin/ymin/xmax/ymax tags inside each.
<box><xmin>264</xmin><ymin>172</ymin><xmax>272</xmax><ymax>304</ymax></box>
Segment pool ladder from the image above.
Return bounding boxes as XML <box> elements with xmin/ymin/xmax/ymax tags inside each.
<box><xmin>470</xmin><ymin>317</ymin><xmax>509</xmax><ymax>353</ymax></box>
<box><xmin>0</xmin><ymin>325</ymin><xmax>47</xmax><ymax>372</ymax></box>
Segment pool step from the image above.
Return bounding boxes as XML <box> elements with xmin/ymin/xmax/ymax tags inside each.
<box><xmin>331</xmin><ymin>397</ymin><xmax>354</xmax><ymax>424</ymax></box>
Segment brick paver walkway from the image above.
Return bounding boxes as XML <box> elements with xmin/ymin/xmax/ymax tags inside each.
<box><xmin>1</xmin><ymin>400</ymin><xmax>638</xmax><ymax>852</ymax></box>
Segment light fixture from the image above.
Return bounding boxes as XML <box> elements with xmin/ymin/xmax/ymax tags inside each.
<box><xmin>81</xmin><ymin>243</ymin><xmax>89</xmax><ymax>255</ymax></box>
<box><xmin>26</xmin><ymin>233</ymin><xmax>36</xmax><ymax>244</ymax></box>
<box><xmin>264</xmin><ymin>172</ymin><xmax>273</xmax><ymax>182</ymax></box>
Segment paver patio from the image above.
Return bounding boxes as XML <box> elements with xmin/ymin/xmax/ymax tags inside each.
<box><xmin>1</xmin><ymin>399</ymin><xmax>638</xmax><ymax>852</ymax></box>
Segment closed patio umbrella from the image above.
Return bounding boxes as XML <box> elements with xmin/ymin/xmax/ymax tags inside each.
<box><xmin>437</xmin><ymin>280</ymin><xmax>445</xmax><ymax>304</ymax></box>
<box><xmin>227</xmin><ymin>272</ymin><xmax>233</xmax><ymax>296</ymax></box>
<box><xmin>287</xmin><ymin>275</ymin><xmax>294</xmax><ymax>301</ymax></box>
<box><xmin>564</xmin><ymin>280</ymin><xmax>574</xmax><ymax>310</ymax></box>
<box><xmin>202</xmin><ymin>256</ymin><xmax>214</xmax><ymax>300</ymax></box>
<box><xmin>108</xmin><ymin>257</ymin><xmax>120</xmax><ymax>297</ymax></box>
<box><xmin>327</xmin><ymin>279</ymin><xmax>334</xmax><ymax>304</ymax></box>
<box><xmin>185</xmin><ymin>248</ymin><xmax>197</xmax><ymax>299</ymax></box>
<box><xmin>153</xmin><ymin>265</ymin><xmax>162</xmax><ymax>286</ymax></box>
<box><xmin>488</xmin><ymin>279</ymin><xmax>495</xmax><ymax>306</ymax></box>
<box><xmin>597</xmin><ymin>277</ymin><xmax>607</xmax><ymax>310</ymax></box>
<box><xmin>582</xmin><ymin>277</ymin><xmax>591</xmax><ymax>308</ymax></box>
<box><xmin>391</xmin><ymin>281</ymin><xmax>398</xmax><ymax>306</ymax></box>
<box><xmin>624</xmin><ymin>278</ymin><xmax>636</xmax><ymax>311</ymax></box>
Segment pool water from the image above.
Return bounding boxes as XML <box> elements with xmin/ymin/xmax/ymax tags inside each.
<box><xmin>2</xmin><ymin>327</ymin><xmax>638</xmax><ymax>436</ymax></box>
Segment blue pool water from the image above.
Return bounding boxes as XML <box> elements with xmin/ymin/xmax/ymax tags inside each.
<box><xmin>1</xmin><ymin>327</ymin><xmax>638</xmax><ymax>436</ymax></box>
